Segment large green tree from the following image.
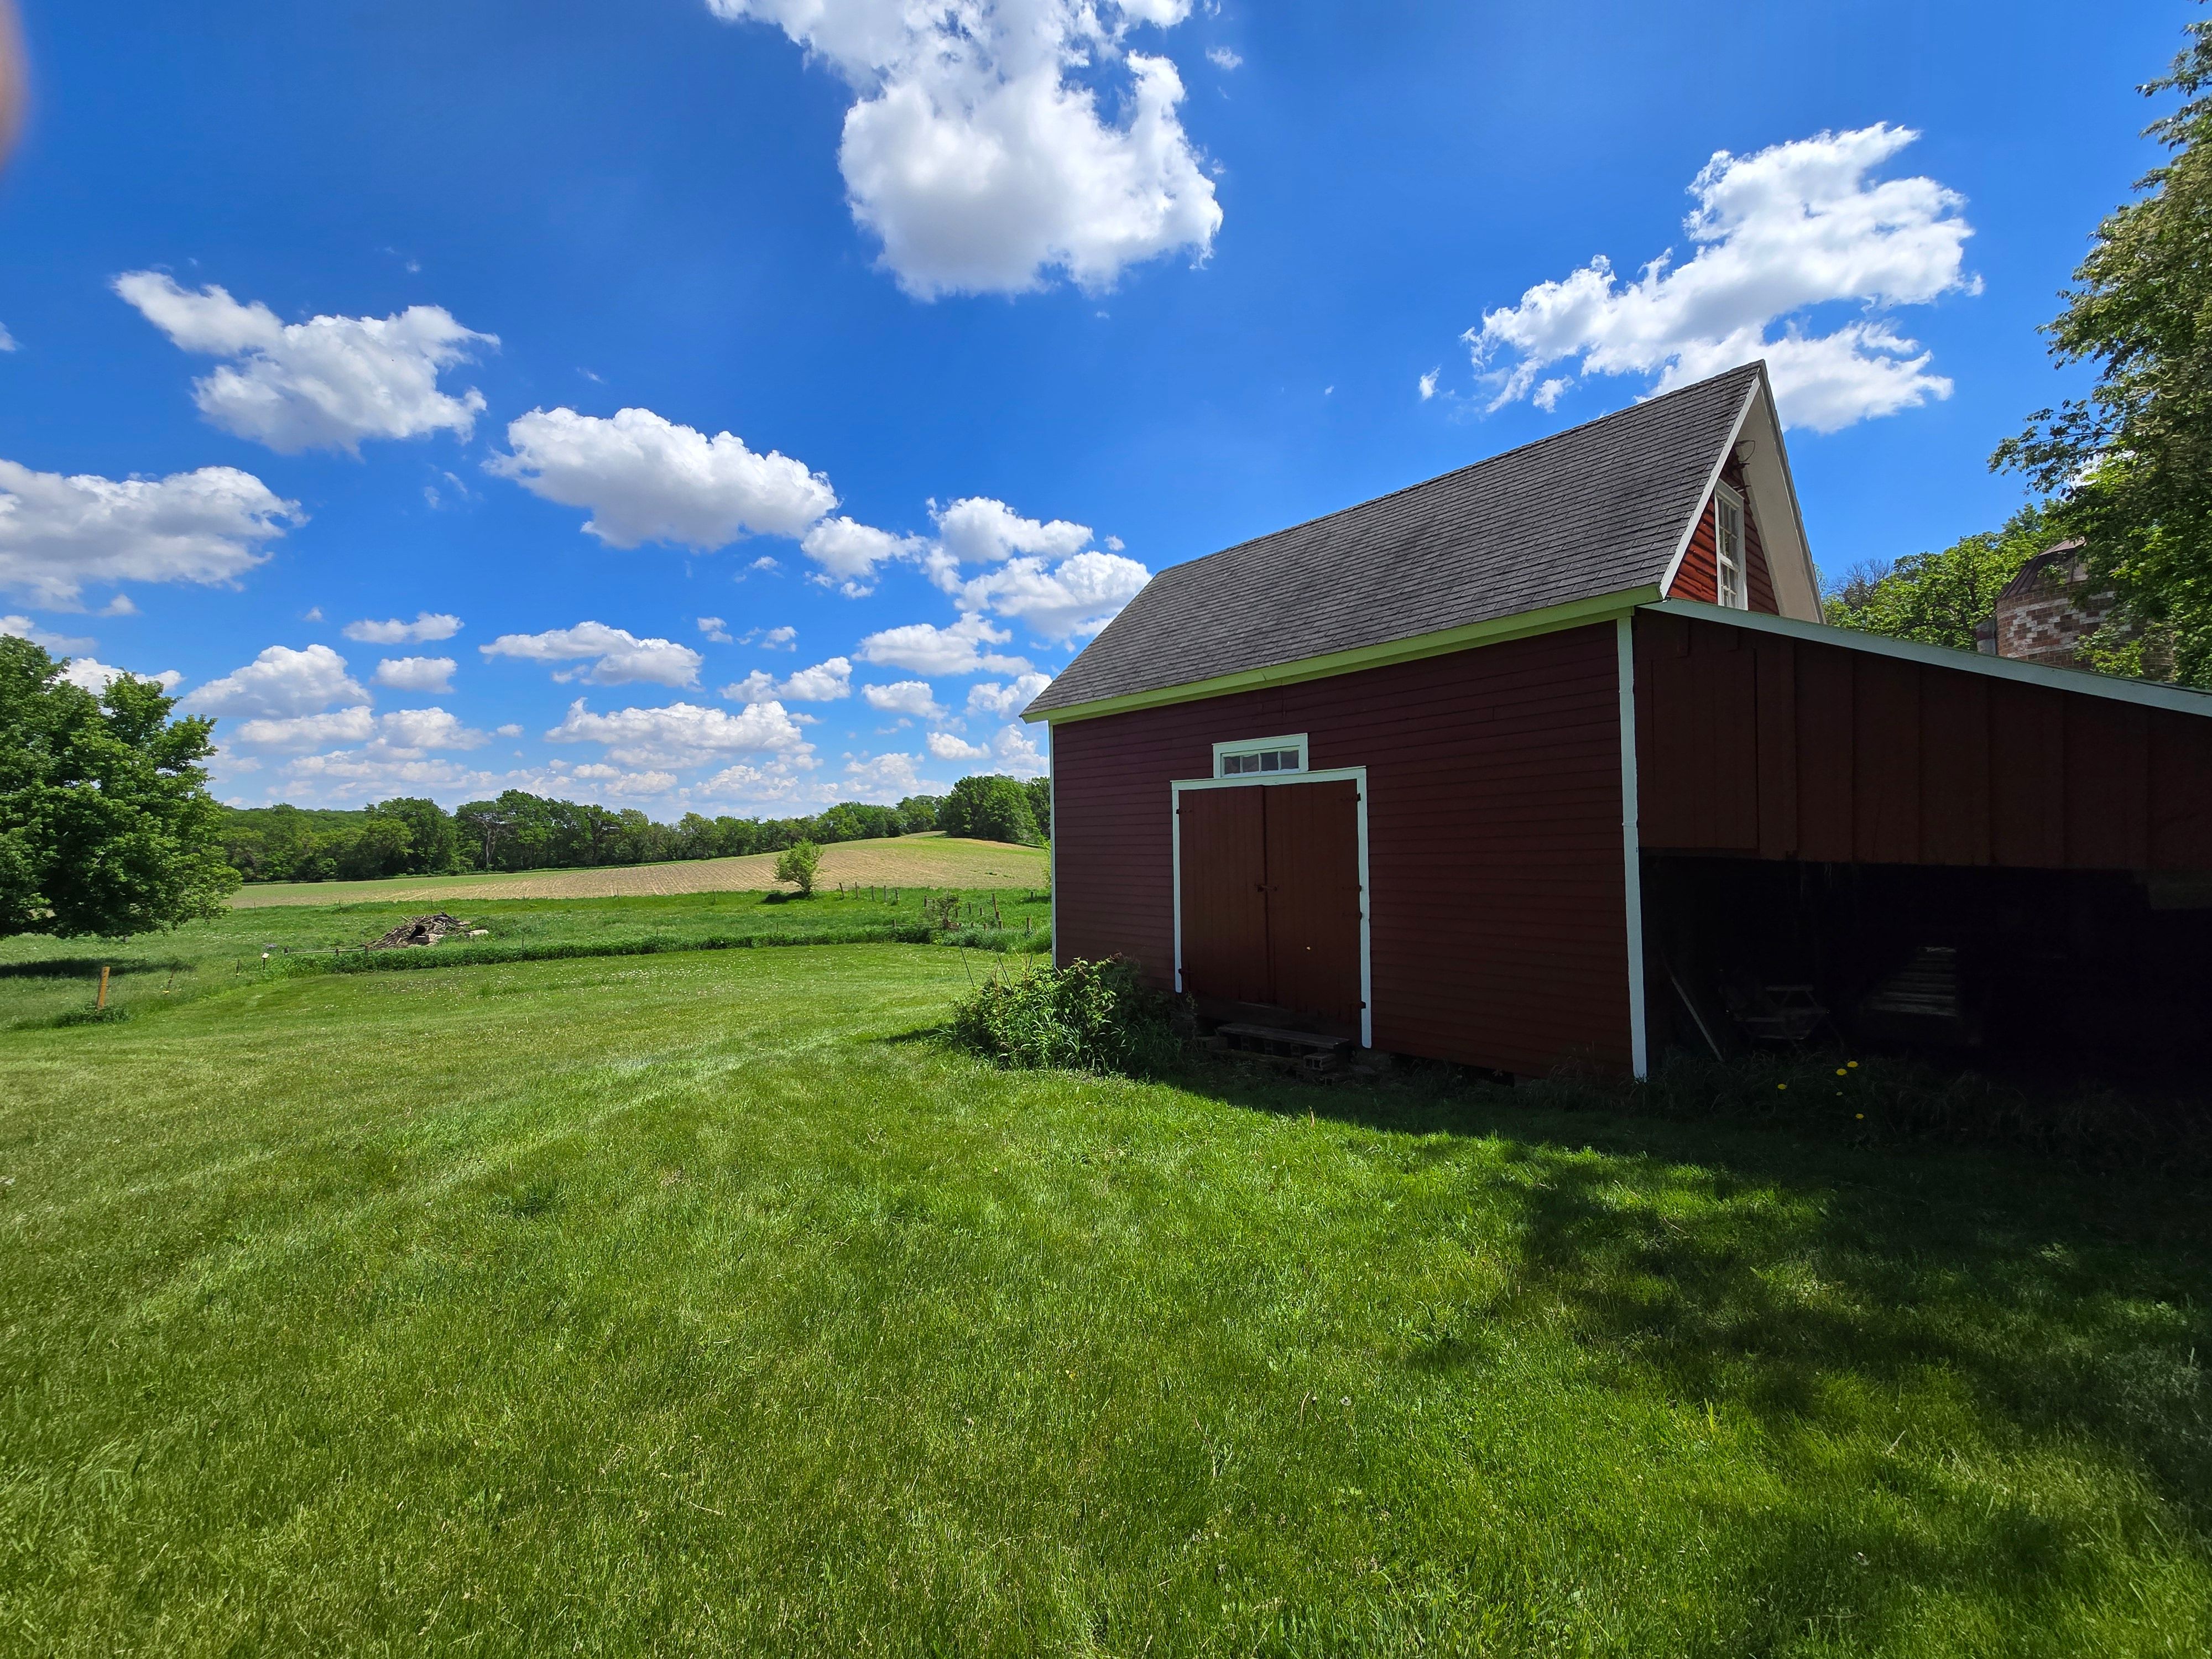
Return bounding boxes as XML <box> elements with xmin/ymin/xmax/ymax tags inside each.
<box><xmin>1824</xmin><ymin>505</ymin><xmax>2055</xmax><ymax>651</ymax></box>
<box><xmin>0</xmin><ymin>638</ymin><xmax>239</xmax><ymax>938</ymax></box>
<box><xmin>937</xmin><ymin>774</ymin><xmax>1039</xmax><ymax>845</ymax></box>
<box><xmin>1993</xmin><ymin>9</ymin><xmax>2212</xmax><ymax>685</ymax></box>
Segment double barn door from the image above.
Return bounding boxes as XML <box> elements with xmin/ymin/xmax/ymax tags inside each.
<box><xmin>1177</xmin><ymin>779</ymin><xmax>1365</xmax><ymax>1037</ymax></box>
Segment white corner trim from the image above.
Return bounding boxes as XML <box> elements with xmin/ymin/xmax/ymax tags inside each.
<box><xmin>1615</xmin><ymin>617</ymin><xmax>1648</xmax><ymax>1079</ymax></box>
<box><xmin>1645</xmin><ymin>597</ymin><xmax>2212</xmax><ymax>719</ymax></box>
<box><xmin>1170</xmin><ymin>767</ymin><xmax>1373</xmax><ymax>1050</ymax></box>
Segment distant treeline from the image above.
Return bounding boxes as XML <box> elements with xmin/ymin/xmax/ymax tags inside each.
<box><xmin>220</xmin><ymin>774</ymin><xmax>1052</xmax><ymax>884</ymax></box>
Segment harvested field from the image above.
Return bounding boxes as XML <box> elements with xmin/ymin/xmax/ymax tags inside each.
<box><xmin>227</xmin><ymin>833</ymin><xmax>1047</xmax><ymax>908</ymax></box>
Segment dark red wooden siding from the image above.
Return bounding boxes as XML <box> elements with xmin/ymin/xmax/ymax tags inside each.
<box><xmin>1052</xmin><ymin>623</ymin><xmax>1632</xmax><ymax>1075</ymax></box>
<box><xmin>1176</xmin><ymin>787</ymin><xmax>1270</xmax><ymax>1005</ymax></box>
<box><xmin>1636</xmin><ymin>609</ymin><xmax>2212</xmax><ymax>870</ymax></box>
<box><xmin>1260</xmin><ymin>780</ymin><xmax>1364</xmax><ymax>1031</ymax></box>
<box><xmin>1666</xmin><ymin>459</ymin><xmax>1778</xmax><ymax>613</ymax></box>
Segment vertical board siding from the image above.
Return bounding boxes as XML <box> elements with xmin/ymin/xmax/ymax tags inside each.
<box><xmin>1053</xmin><ymin>624</ymin><xmax>1632</xmax><ymax>1076</ymax></box>
<box><xmin>1176</xmin><ymin>788</ymin><xmax>1271</xmax><ymax>1005</ymax></box>
<box><xmin>1664</xmin><ymin>460</ymin><xmax>1780</xmax><ymax>613</ymax></box>
<box><xmin>1636</xmin><ymin>611</ymin><xmax>2212</xmax><ymax>871</ymax></box>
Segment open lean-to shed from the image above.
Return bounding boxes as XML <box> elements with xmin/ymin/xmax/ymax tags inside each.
<box><xmin>1023</xmin><ymin>362</ymin><xmax>2212</xmax><ymax>1081</ymax></box>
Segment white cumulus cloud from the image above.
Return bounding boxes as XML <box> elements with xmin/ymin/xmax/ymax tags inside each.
<box><xmin>0</xmin><ymin>460</ymin><xmax>296</xmax><ymax>607</ymax></box>
<box><xmin>698</xmin><ymin>615</ymin><xmax>734</xmax><ymax>643</ymax></box>
<box><xmin>184</xmin><ymin>643</ymin><xmax>367</xmax><ymax>719</ymax></box>
<box><xmin>863</xmin><ymin>679</ymin><xmax>946</xmax><ymax>719</ymax></box>
<box><xmin>967</xmin><ymin>672</ymin><xmax>1052</xmax><ymax>720</ymax></box>
<box><xmin>708</xmin><ymin>0</ymin><xmax>1220</xmax><ymax>299</ymax></box>
<box><xmin>61</xmin><ymin>659</ymin><xmax>186</xmax><ymax>695</ymax></box>
<box><xmin>229</xmin><ymin>707</ymin><xmax>377</xmax><ymax>752</ymax></box>
<box><xmin>113</xmin><ymin>273</ymin><xmax>495</xmax><ymax>454</ymax></box>
<box><xmin>844</xmin><ymin>750</ymin><xmax>924</xmax><ymax>799</ymax></box>
<box><xmin>487</xmin><ymin>406</ymin><xmax>836</xmax><ymax>549</ymax></box>
<box><xmin>480</xmin><ymin>622</ymin><xmax>705</xmax><ymax>688</ymax></box>
<box><xmin>374</xmin><ymin>655</ymin><xmax>457</xmax><ymax>693</ymax></box>
<box><xmin>1466</xmin><ymin>124</ymin><xmax>1976</xmax><ymax>434</ymax></box>
<box><xmin>933</xmin><ymin>495</ymin><xmax>1093</xmax><ymax>566</ymax></box>
<box><xmin>344</xmin><ymin>612</ymin><xmax>461</xmax><ymax>644</ymax></box>
<box><xmin>722</xmin><ymin>655</ymin><xmax>853</xmax><ymax>703</ymax></box>
<box><xmin>1</xmin><ymin>614</ymin><xmax>95</xmax><ymax>655</ymax></box>
<box><xmin>800</xmin><ymin>515</ymin><xmax>926</xmax><ymax>593</ymax></box>
<box><xmin>993</xmin><ymin>721</ymin><xmax>1048</xmax><ymax>776</ymax></box>
<box><xmin>950</xmin><ymin>548</ymin><xmax>1150</xmax><ymax>640</ymax></box>
<box><xmin>925</xmin><ymin>729</ymin><xmax>989</xmax><ymax>761</ymax></box>
<box><xmin>5</xmin><ymin>618</ymin><xmax>188</xmax><ymax>695</ymax></box>
<box><xmin>547</xmin><ymin>698</ymin><xmax>814</xmax><ymax>768</ymax></box>
<box><xmin>858</xmin><ymin>613</ymin><xmax>1031</xmax><ymax>676</ymax></box>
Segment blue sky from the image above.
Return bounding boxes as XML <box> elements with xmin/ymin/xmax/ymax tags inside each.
<box><xmin>0</xmin><ymin>0</ymin><xmax>2195</xmax><ymax>815</ymax></box>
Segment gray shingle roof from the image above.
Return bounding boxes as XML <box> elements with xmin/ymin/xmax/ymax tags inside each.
<box><xmin>1026</xmin><ymin>362</ymin><xmax>1764</xmax><ymax>717</ymax></box>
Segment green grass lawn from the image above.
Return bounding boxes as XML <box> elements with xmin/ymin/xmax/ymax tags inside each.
<box><xmin>0</xmin><ymin>885</ymin><xmax>1050</xmax><ymax>1031</ymax></box>
<box><xmin>3</xmin><ymin>940</ymin><xmax>2208</xmax><ymax>1654</ymax></box>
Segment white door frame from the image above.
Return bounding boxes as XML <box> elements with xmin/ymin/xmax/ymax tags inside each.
<box><xmin>1170</xmin><ymin>766</ymin><xmax>1373</xmax><ymax>1050</ymax></box>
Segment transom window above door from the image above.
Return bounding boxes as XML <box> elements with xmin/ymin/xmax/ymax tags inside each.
<box><xmin>1214</xmin><ymin>734</ymin><xmax>1308</xmax><ymax>777</ymax></box>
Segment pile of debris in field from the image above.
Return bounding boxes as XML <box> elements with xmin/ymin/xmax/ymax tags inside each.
<box><xmin>367</xmin><ymin>913</ymin><xmax>483</xmax><ymax>950</ymax></box>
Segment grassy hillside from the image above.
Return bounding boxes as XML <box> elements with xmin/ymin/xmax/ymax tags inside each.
<box><xmin>226</xmin><ymin>832</ymin><xmax>1047</xmax><ymax>907</ymax></box>
<box><xmin>0</xmin><ymin>886</ymin><xmax>1050</xmax><ymax>1032</ymax></box>
<box><xmin>2</xmin><ymin>943</ymin><xmax>2206</xmax><ymax>1652</ymax></box>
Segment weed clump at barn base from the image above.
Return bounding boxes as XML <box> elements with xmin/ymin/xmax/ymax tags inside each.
<box><xmin>953</xmin><ymin>957</ymin><xmax>1185</xmax><ymax>1077</ymax></box>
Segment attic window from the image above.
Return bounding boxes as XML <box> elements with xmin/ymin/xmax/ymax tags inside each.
<box><xmin>1715</xmin><ymin>484</ymin><xmax>1748</xmax><ymax>609</ymax></box>
<box><xmin>1215</xmin><ymin>734</ymin><xmax>1307</xmax><ymax>778</ymax></box>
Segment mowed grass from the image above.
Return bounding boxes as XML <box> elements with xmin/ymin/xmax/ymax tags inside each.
<box><xmin>3</xmin><ymin>945</ymin><xmax>2210</xmax><ymax>1655</ymax></box>
<box><xmin>0</xmin><ymin>885</ymin><xmax>1050</xmax><ymax>1031</ymax></box>
<box><xmin>226</xmin><ymin>832</ymin><xmax>1048</xmax><ymax>907</ymax></box>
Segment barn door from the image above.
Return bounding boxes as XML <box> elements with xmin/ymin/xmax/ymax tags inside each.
<box><xmin>1177</xmin><ymin>786</ymin><xmax>1271</xmax><ymax>1005</ymax></box>
<box><xmin>1178</xmin><ymin>779</ymin><xmax>1363</xmax><ymax>1036</ymax></box>
<box><xmin>1263</xmin><ymin>780</ymin><xmax>1364</xmax><ymax>1032</ymax></box>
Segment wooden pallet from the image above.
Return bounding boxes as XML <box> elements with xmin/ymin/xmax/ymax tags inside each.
<box><xmin>1211</xmin><ymin>1023</ymin><xmax>1352</xmax><ymax>1076</ymax></box>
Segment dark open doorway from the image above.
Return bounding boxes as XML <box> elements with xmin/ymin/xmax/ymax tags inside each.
<box><xmin>1642</xmin><ymin>854</ymin><xmax>2212</xmax><ymax>1087</ymax></box>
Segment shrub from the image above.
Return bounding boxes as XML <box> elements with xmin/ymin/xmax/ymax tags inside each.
<box><xmin>773</xmin><ymin>840</ymin><xmax>822</xmax><ymax>895</ymax></box>
<box><xmin>953</xmin><ymin>957</ymin><xmax>1182</xmax><ymax>1076</ymax></box>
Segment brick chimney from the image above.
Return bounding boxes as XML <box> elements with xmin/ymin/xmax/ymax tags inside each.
<box><xmin>1974</xmin><ymin>541</ymin><xmax>2116</xmax><ymax>667</ymax></box>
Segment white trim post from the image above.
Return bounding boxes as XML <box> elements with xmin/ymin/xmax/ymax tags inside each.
<box><xmin>1615</xmin><ymin>615</ymin><xmax>1650</xmax><ymax>1078</ymax></box>
<box><xmin>1048</xmin><ymin>752</ymin><xmax>1060</xmax><ymax>967</ymax></box>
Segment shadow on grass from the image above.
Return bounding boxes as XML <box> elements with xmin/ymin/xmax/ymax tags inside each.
<box><xmin>1181</xmin><ymin>1056</ymin><xmax>2212</xmax><ymax>1546</ymax></box>
<box><xmin>0</xmin><ymin>956</ymin><xmax>196</xmax><ymax>980</ymax></box>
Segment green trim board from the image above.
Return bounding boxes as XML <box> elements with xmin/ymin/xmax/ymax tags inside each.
<box><xmin>1027</xmin><ymin>587</ymin><xmax>1661</xmax><ymax>726</ymax></box>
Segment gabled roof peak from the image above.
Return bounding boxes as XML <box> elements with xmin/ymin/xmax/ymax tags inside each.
<box><xmin>1030</xmin><ymin>362</ymin><xmax>1815</xmax><ymax>721</ymax></box>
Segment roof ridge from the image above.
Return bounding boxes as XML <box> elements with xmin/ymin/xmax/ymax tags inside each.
<box><xmin>1168</xmin><ymin>361</ymin><xmax>1765</xmax><ymax>575</ymax></box>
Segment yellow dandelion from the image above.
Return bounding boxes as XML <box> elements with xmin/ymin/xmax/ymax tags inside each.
<box><xmin>1777</xmin><ymin>1083</ymin><xmax>1787</xmax><ymax>1091</ymax></box>
<box><xmin>1848</xmin><ymin>1061</ymin><xmax>1859</xmax><ymax>1069</ymax></box>
<box><xmin>1836</xmin><ymin>1068</ymin><xmax>1848</xmax><ymax>1076</ymax></box>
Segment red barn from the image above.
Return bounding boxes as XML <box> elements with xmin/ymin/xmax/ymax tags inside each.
<box><xmin>1023</xmin><ymin>364</ymin><xmax>2212</xmax><ymax>1079</ymax></box>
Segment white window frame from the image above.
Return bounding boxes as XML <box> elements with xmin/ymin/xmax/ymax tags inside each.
<box><xmin>1170</xmin><ymin>764</ymin><xmax>1371</xmax><ymax>1050</ymax></box>
<box><xmin>1211</xmin><ymin>732</ymin><xmax>1308</xmax><ymax>779</ymax></box>
<box><xmin>1714</xmin><ymin>483</ymin><xmax>1749</xmax><ymax>611</ymax></box>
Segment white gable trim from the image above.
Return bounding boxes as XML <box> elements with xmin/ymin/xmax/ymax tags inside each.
<box><xmin>1658</xmin><ymin>375</ymin><xmax>1759</xmax><ymax>603</ymax></box>
<box><xmin>1645</xmin><ymin>598</ymin><xmax>2212</xmax><ymax>718</ymax></box>
<box><xmin>1656</xmin><ymin>367</ymin><xmax>1822</xmax><ymax>625</ymax></box>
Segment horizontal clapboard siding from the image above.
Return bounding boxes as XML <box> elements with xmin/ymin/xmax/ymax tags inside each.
<box><xmin>1666</xmin><ymin>459</ymin><xmax>1779</xmax><ymax>613</ymax></box>
<box><xmin>1052</xmin><ymin>622</ymin><xmax>1632</xmax><ymax>1076</ymax></box>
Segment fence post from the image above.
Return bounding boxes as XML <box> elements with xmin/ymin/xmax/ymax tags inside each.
<box><xmin>96</xmin><ymin>966</ymin><xmax>110</xmax><ymax>1011</ymax></box>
